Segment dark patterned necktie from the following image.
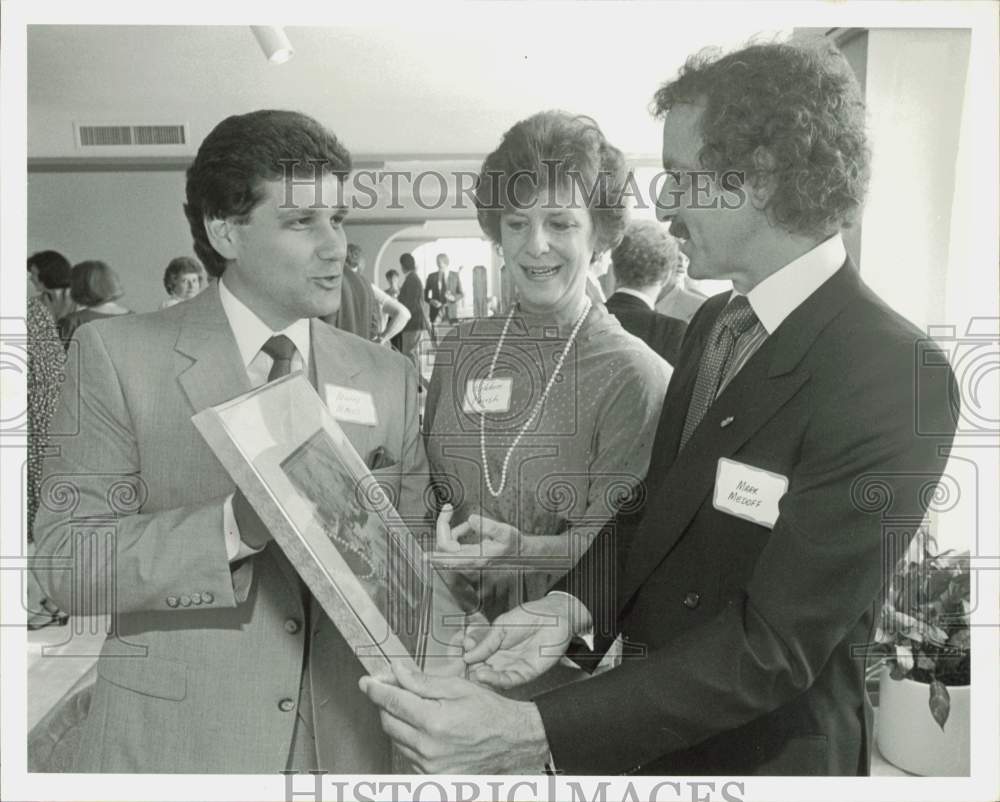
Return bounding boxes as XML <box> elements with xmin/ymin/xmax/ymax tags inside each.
<box><xmin>262</xmin><ymin>334</ymin><xmax>297</xmax><ymax>382</ymax></box>
<box><xmin>679</xmin><ymin>295</ymin><xmax>758</xmax><ymax>449</ymax></box>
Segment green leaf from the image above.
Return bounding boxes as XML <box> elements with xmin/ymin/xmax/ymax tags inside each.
<box><xmin>929</xmin><ymin>679</ymin><xmax>951</xmax><ymax>730</ymax></box>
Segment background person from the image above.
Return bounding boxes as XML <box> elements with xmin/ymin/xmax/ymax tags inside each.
<box><xmin>57</xmin><ymin>260</ymin><xmax>132</xmax><ymax>346</ymax></box>
<box><xmin>396</xmin><ymin>252</ymin><xmax>431</xmax><ymax>363</ymax></box>
<box><xmin>425</xmin><ymin>110</ymin><xmax>671</xmax><ymax>622</ymax></box>
<box><xmin>160</xmin><ymin>256</ymin><xmax>205</xmax><ymax>308</ymax></box>
<box><xmin>605</xmin><ymin>219</ymin><xmax>688</xmax><ymax>365</ymax></box>
<box><xmin>27</xmin><ymin>250</ymin><xmax>75</xmax><ymax>322</ymax></box>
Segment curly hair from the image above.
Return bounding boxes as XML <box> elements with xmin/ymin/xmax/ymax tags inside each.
<box><xmin>611</xmin><ymin>220</ymin><xmax>681</xmax><ymax>289</ymax></box>
<box><xmin>651</xmin><ymin>39</ymin><xmax>869</xmax><ymax>239</ymax></box>
<box><xmin>184</xmin><ymin>110</ymin><xmax>352</xmax><ymax>277</ymax></box>
<box><xmin>474</xmin><ymin>111</ymin><xmax>630</xmax><ymax>254</ymax></box>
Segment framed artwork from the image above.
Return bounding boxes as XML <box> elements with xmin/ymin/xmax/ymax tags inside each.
<box><xmin>193</xmin><ymin>373</ymin><xmax>468</xmax><ymax>679</ymax></box>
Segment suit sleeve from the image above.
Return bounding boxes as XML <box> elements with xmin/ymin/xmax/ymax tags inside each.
<box><xmin>32</xmin><ymin>324</ymin><xmax>246</xmax><ymax>617</ymax></box>
<box><xmin>536</xmin><ymin>331</ymin><xmax>958</xmax><ymax>774</ymax></box>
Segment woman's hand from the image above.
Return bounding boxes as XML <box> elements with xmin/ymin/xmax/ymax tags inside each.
<box><xmin>432</xmin><ymin>505</ymin><xmax>520</xmax><ymax>568</ymax></box>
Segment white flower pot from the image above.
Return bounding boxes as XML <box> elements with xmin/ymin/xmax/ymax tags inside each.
<box><xmin>877</xmin><ymin>665</ymin><xmax>970</xmax><ymax>776</ymax></box>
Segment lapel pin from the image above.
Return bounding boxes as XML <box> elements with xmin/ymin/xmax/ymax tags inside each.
<box><xmin>720</xmin><ymin>416</ymin><xmax>734</xmax><ymax>428</ymax></box>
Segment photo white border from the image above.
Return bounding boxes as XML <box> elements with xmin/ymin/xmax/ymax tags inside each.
<box><xmin>3</xmin><ymin>2</ymin><xmax>997</xmax><ymax>801</ymax></box>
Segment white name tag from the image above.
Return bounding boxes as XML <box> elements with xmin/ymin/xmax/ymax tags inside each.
<box><xmin>463</xmin><ymin>378</ymin><xmax>513</xmax><ymax>414</ymax></box>
<box><xmin>324</xmin><ymin>384</ymin><xmax>378</xmax><ymax>427</ymax></box>
<box><xmin>713</xmin><ymin>458</ymin><xmax>788</xmax><ymax>529</ymax></box>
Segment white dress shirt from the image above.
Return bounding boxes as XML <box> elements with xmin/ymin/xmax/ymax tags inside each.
<box><xmin>218</xmin><ymin>277</ymin><xmax>312</xmax><ymax>560</ymax></box>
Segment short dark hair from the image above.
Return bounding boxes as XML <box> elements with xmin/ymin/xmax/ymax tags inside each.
<box><xmin>184</xmin><ymin>110</ymin><xmax>352</xmax><ymax>277</ymax></box>
<box><xmin>399</xmin><ymin>253</ymin><xmax>416</xmax><ymax>273</ymax></box>
<box><xmin>385</xmin><ymin>269</ymin><xmax>399</xmax><ymax>281</ymax></box>
<box><xmin>163</xmin><ymin>256</ymin><xmax>203</xmax><ymax>293</ymax></box>
<box><xmin>474</xmin><ymin>110</ymin><xmax>630</xmax><ymax>254</ymax></box>
<box><xmin>27</xmin><ymin>250</ymin><xmax>71</xmax><ymax>289</ymax></box>
<box><xmin>651</xmin><ymin>39</ymin><xmax>869</xmax><ymax>238</ymax></box>
<box><xmin>70</xmin><ymin>260</ymin><xmax>123</xmax><ymax>306</ymax></box>
<box><xmin>345</xmin><ymin>243</ymin><xmax>363</xmax><ymax>268</ymax></box>
<box><xmin>611</xmin><ymin>221</ymin><xmax>681</xmax><ymax>289</ymax></box>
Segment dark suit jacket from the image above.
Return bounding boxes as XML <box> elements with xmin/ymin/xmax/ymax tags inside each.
<box><xmin>605</xmin><ymin>291</ymin><xmax>688</xmax><ymax>366</ymax></box>
<box><xmin>537</xmin><ymin>261</ymin><xmax>957</xmax><ymax>776</ymax></box>
<box><xmin>424</xmin><ymin>270</ymin><xmax>463</xmax><ymax>322</ymax></box>
<box><xmin>398</xmin><ymin>271</ymin><xmax>428</xmax><ymax>333</ymax></box>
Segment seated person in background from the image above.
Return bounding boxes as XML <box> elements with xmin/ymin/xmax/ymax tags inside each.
<box><xmin>160</xmin><ymin>256</ymin><xmax>205</xmax><ymax>308</ymax></box>
<box><xmin>57</xmin><ymin>260</ymin><xmax>132</xmax><ymax>346</ymax></box>
<box><xmin>28</xmin><ymin>249</ymin><xmax>75</xmax><ymax>322</ymax></box>
<box><xmin>605</xmin><ymin>219</ymin><xmax>688</xmax><ymax>366</ymax></box>
<box><xmin>426</xmin><ymin>110</ymin><xmax>671</xmax><ymax>622</ymax></box>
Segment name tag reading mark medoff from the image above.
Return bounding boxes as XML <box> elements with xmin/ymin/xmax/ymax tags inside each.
<box><xmin>713</xmin><ymin>458</ymin><xmax>789</xmax><ymax>529</ymax></box>
<box><xmin>324</xmin><ymin>384</ymin><xmax>378</xmax><ymax>427</ymax></box>
<box><xmin>463</xmin><ymin>378</ymin><xmax>513</xmax><ymax>414</ymax></box>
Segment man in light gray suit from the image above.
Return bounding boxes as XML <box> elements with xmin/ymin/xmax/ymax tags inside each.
<box><xmin>33</xmin><ymin>110</ymin><xmax>428</xmax><ymax>773</ymax></box>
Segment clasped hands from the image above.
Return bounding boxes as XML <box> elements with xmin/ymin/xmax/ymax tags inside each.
<box><xmin>358</xmin><ymin>593</ymin><xmax>592</xmax><ymax>773</ymax></box>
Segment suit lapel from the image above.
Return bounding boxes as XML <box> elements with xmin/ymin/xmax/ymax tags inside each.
<box><xmin>620</xmin><ymin>261</ymin><xmax>861</xmax><ymax>604</ymax></box>
<box><xmin>174</xmin><ymin>285</ymin><xmax>252</xmax><ymax>415</ymax></box>
<box><xmin>310</xmin><ymin>319</ymin><xmax>374</xmax><ymax>462</ymax></box>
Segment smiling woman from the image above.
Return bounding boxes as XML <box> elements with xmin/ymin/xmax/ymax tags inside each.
<box><xmin>424</xmin><ymin>111</ymin><xmax>673</xmax><ymax>623</ymax></box>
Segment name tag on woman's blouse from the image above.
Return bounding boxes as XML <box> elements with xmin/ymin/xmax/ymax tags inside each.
<box><xmin>463</xmin><ymin>378</ymin><xmax>513</xmax><ymax>414</ymax></box>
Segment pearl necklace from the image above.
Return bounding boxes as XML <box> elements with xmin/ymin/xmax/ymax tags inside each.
<box><xmin>480</xmin><ymin>298</ymin><xmax>593</xmax><ymax>497</ymax></box>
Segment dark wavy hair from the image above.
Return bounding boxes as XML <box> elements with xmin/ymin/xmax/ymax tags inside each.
<box><xmin>474</xmin><ymin>111</ymin><xmax>630</xmax><ymax>254</ymax></box>
<box><xmin>70</xmin><ymin>260</ymin><xmax>123</xmax><ymax>306</ymax></box>
<box><xmin>651</xmin><ymin>39</ymin><xmax>869</xmax><ymax>238</ymax></box>
<box><xmin>27</xmin><ymin>250</ymin><xmax>71</xmax><ymax>289</ymax></box>
<box><xmin>184</xmin><ymin>110</ymin><xmax>352</xmax><ymax>277</ymax></box>
<box><xmin>611</xmin><ymin>220</ymin><xmax>681</xmax><ymax>289</ymax></box>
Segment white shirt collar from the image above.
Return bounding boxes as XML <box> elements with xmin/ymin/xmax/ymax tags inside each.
<box><xmin>218</xmin><ymin>276</ymin><xmax>311</xmax><ymax>370</ymax></box>
<box><xmin>743</xmin><ymin>234</ymin><xmax>847</xmax><ymax>334</ymax></box>
<box><xmin>614</xmin><ymin>287</ymin><xmax>656</xmax><ymax>310</ymax></box>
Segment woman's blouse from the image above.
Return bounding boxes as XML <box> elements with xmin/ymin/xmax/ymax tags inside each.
<box><xmin>425</xmin><ymin>302</ymin><xmax>671</xmax><ymax>616</ymax></box>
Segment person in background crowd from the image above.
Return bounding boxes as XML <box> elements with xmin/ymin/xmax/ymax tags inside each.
<box><xmin>160</xmin><ymin>256</ymin><xmax>205</xmax><ymax>308</ymax></box>
<box><xmin>25</xmin><ymin>253</ymin><xmax>71</xmax><ymax>629</ymax></box>
<box><xmin>57</xmin><ymin>260</ymin><xmax>132</xmax><ymax>346</ymax></box>
<box><xmin>425</xmin><ymin>252</ymin><xmax>464</xmax><ymax>330</ymax></box>
<box><xmin>384</xmin><ymin>269</ymin><xmax>400</xmax><ymax>298</ymax></box>
<box><xmin>605</xmin><ymin>219</ymin><xmax>688</xmax><ymax>365</ymax></box>
<box><xmin>396</xmin><ymin>252</ymin><xmax>430</xmax><ymax>364</ymax></box>
<box><xmin>361</xmin><ymin>39</ymin><xmax>958</xmax><ymax>778</ymax></box>
<box><xmin>424</xmin><ymin>110</ymin><xmax>670</xmax><ymax>626</ymax></box>
<box><xmin>28</xmin><ymin>250</ymin><xmax>75</xmax><ymax>322</ymax></box>
<box><xmin>654</xmin><ymin>255</ymin><xmax>708</xmax><ymax>322</ymax></box>
<box><xmin>326</xmin><ymin>243</ymin><xmax>380</xmax><ymax>341</ymax></box>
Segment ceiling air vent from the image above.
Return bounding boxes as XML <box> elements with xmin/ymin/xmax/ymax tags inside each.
<box><xmin>74</xmin><ymin>123</ymin><xmax>189</xmax><ymax>150</ymax></box>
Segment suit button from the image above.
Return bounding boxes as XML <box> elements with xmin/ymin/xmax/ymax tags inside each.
<box><xmin>278</xmin><ymin>697</ymin><xmax>296</xmax><ymax>712</ymax></box>
<box><xmin>191</xmin><ymin>592</ymin><xmax>202</xmax><ymax>605</ymax></box>
<box><xmin>179</xmin><ymin>595</ymin><xmax>192</xmax><ymax>607</ymax></box>
<box><xmin>284</xmin><ymin>618</ymin><xmax>301</xmax><ymax>634</ymax></box>
<box><xmin>683</xmin><ymin>592</ymin><xmax>701</xmax><ymax>609</ymax></box>
<box><xmin>202</xmin><ymin>591</ymin><xmax>214</xmax><ymax>604</ymax></box>
<box><xmin>166</xmin><ymin>596</ymin><xmax>179</xmax><ymax>608</ymax></box>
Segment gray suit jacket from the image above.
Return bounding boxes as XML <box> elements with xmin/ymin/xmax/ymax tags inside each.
<box><xmin>33</xmin><ymin>284</ymin><xmax>429</xmax><ymax>773</ymax></box>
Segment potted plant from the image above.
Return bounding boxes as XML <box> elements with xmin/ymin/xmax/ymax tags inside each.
<box><xmin>869</xmin><ymin>528</ymin><xmax>971</xmax><ymax>775</ymax></box>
